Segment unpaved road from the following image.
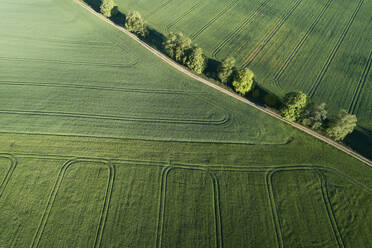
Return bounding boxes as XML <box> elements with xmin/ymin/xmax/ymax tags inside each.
<box><xmin>74</xmin><ymin>0</ymin><xmax>371</xmax><ymax>167</ymax></box>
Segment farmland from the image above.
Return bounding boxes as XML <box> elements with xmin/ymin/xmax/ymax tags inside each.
<box><xmin>113</xmin><ymin>0</ymin><xmax>372</xmax><ymax>152</ymax></box>
<box><xmin>0</xmin><ymin>0</ymin><xmax>371</xmax><ymax>247</ymax></box>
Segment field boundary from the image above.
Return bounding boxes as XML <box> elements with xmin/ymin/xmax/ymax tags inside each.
<box><xmin>273</xmin><ymin>0</ymin><xmax>334</xmax><ymax>87</ymax></box>
<box><xmin>30</xmin><ymin>159</ymin><xmax>110</xmax><ymax>248</ymax></box>
<box><xmin>243</xmin><ymin>0</ymin><xmax>304</xmax><ymax>67</ymax></box>
<box><xmin>0</xmin><ymin>154</ymin><xmax>17</xmax><ymax>197</ymax></box>
<box><xmin>308</xmin><ymin>0</ymin><xmax>365</xmax><ymax>97</ymax></box>
<box><xmin>348</xmin><ymin>51</ymin><xmax>372</xmax><ymax>114</ymax></box>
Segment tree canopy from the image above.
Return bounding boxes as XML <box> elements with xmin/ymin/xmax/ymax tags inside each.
<box><xmin>326</xmin><ymin>109</ymin><xmax>357</xmax><ymax>141</ymax></box>
<box><xmin>280</xmin><ymin>91</ymin><xmax>307</xmax><ymax>121</ymax></box>
<box><xmin>100</xmin><ymin>0</ymin><xmax>117</xmax><ymax>18</ymax></box>
<box><xmin>218</xmin><ymin>57</ymin><xmax>235</xmax><ymax>83</ymax></box>
<box><xmin>125</xmin><ymin>11</ymin><xmax>147</xmax><ymax>37</ymax></box>
<box><xmin>185</xmin><ymin>47</ymin><xmax>205</xmax><ymax>74</ymax></box>
<box><xmin>232</xmin><ymin>68</ymin><xmax>254</xmax><ymax>95</ymax></box>
<box><xmin>301</xmin><ymin>102</ymin><xmax>328</xmax><ymax>130</ymax></box>
<box><xmin>163</xmin><ymin>32</ymin><xmax>192</xmax><ymax>63</ymax></box>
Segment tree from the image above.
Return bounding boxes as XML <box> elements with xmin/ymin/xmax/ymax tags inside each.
<box><xmin>326</xmin><ymin>109</ymin><xmax>357</xmax><ymax>141</ymax></box>
<box><xmin>301</xmin><ymin>102</ymin><xmax>327</xmax><ymax>130</ymax></box>
<box><xmin>125</xmin><ymin>11</ymin><xmax>147</xmax><ymax>37</ymax></box>
<box><xmin>186</xmin><ymin>47</ymin><xmax>205</xmax><ymax>74</ymax></box>
<box><xmin>232</xmin><ymin>68</ymin><xmax>254</xmax><ymax>95</ymax></box>
<box><xmin>100</xmin><ymin>0</ymin><xmax>117</xmax><ymax>18</ymax></box>
<box><xmin>163</xmin><ymin>32</ymin><xmax>191</xmax><ymax>63</ymax></box>
<box><xmin>280</xmin><ymin>91</ymin><xmax>307</xmax><ymax>121</ymax></box>
<box><xmin>218</xmin><ymin>57</ymin><xmax>235</xmax><ymax>83</ymax></box>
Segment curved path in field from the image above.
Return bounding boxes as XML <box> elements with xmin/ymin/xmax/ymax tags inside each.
<box><xmin>74</xmin><ymin>0</ymin><xmax>372</xmax><ymax>167</ymax></box>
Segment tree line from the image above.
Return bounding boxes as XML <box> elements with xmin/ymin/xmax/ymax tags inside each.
<box><xmin>99</xmin><ymin>0</ymin><xmax>357</xmax><ymax>142</ymax></box>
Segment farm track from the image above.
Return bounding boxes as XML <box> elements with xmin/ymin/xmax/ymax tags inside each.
<box><xmin>316</xmin><ymin>170</ymin><xmax>345</xmax><ymax>248</ymax></box>
<box><xmin>0</xmin><ymin>154</ymin><xmax>17</xmax><ymax>197</ymax></box>
<box><xmin>147</xmin><ymin>0</ymin><xmax>175</xmax><ymax>18</ymax></box>
<box><xmin>190</xmin><ymin>0</ymin><xmax>240</xmax><ymax>40</ymax></box>
<box><xmin>273</xmin><ymin>0</ymin><xmax>334</xmax><ymax>87</ymax></box>
<box><xmin>0</xmin><ymin>109</ymin><xmax>230</xmax><ymax>126</ymax></box>
<box><xmin>166</xmin><ymin>1</ymin><xmax>202</xmax><ymax>32</ymax></box>
<box><xmin>308</xmin><ymin>0</ymin><xmax>365</xmax><ymax>97</ymax></box>
<box><xmin>74</xmin><ymin>0</ymin><xmax>371</xmax><ymax>167</ymax></box>
<box><xmin>211</xmin><ymin>0</ymin><xmax>272</xmax><ymax>59</ymax></box>
<box><xmin>348</xmin><ymin>51</ymin><xmax>372</xmax><ymax>114</ymax></box>
<box><xmin>243</xmin><ymin>0</ymin><xmax>304</xmax><ymax>67</ymax></box>
<box><xmin>0</xmin><ymin>56</ymin><xmax>137</xmax><ymax>68</ymax></box>
<box><xmin>30</xmin><ymin>159</ymin><xmax>110</xmax><ymax>248</ymax></box>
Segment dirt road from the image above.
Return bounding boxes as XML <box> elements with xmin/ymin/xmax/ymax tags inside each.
<box><xmin>74</xmin><ymin>0</ymin><xmax>371</xmax><ymax>167</ymax></box>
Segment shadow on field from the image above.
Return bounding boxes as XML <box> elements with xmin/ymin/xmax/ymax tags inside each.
<box><xmin>344</xmin><ymin>127</ymin><xmax>372</xmax><ymax>160</ymax></box>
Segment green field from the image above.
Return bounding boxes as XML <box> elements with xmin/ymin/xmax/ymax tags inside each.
<box><xmin>113</xmin><ymin>0</ymin><xmax>372</xmax><ymax>147</ymax></box>
<box><xmin>0</xmin><ymin>0</ymin><xmax>371</xmax><ymax>247</ymax></box>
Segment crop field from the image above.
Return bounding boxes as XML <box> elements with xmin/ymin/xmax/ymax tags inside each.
<box><xmin>114</xmin><ymin>0</ymin><xmax>372</xmax><ymax>139</ymax></box>
<box><xmin>0</xmin><ymin>0</ymin><xmax>371</xmax><ymax>247</ymax></box>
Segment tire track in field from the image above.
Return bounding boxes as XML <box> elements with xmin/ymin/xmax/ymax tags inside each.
<box><xmin>265</xmin><ymin>170</ymin><xmax>285</xmax><ymax>248</ymax></box>
<box><xmin>211</xmin><ymin>0</ymin><xmax>272</xmax><ymax>59</ymax></box>
<box><xmin>0</xmin><ymin>109</ymin><xmax>230</xmax><ymax>126</ymax></box>
<box><xmin>147</xmin><ymin>0</ymin><xmax>174</xmax><ymax>18</ymax></box>
<box><xmin>30</xmin><ymin>159</ymin><xmax>111</xmax><ymax>248</ymax></box>
<box><xmin>190</xmin><ymin>0</ymin><xmax>240</xmax><ymax>40</ymax></box>
<box><xmin>0</xmin><ymin>56</ymin><xmax>137</xmax><ymax>68</ymax></box>
<box><xmin>273</xmin><ymin>0</ymin><xmax>334</xmax><ymax>87</ymax></box>
<box><xmin>315</xmin><ymin>170</ymin><xmax>345</xmax><ymax>248</ymax></box>
<box><xmin>243</xmin><ymin>0</ymin><xmax>304</xmax><ymax>67</ymax></box>
<box><xmin>155</xmin><ymin>166</ymin><xmax>173</xmax><ymax>248</ymax></box>
<box><xmin>0</xmin><ymin>154</ymin><xmax>17</xmax><ymax>198</ymax></box>
<box><xmin>0</xmin><ymin>80</ymin><xmax>206</xmax><ymax>95</ymax></box>
<box><xmin>308</xmin><ymin>0</ymin><xmax>365</xmax><ymax>97</ymax></box>
<box><xmin>348</xmin><ymin>51</ymin><xmax>372</xmax><ymax>114</ymax></box>
<box><xmin>207</xmin><ymin>170</ymin><xmax>224</xmax><ymax>248</ymax></box>
<box><xmin>166</xmin><ymin>1</ymin><xmax>202</xmax><ymax>32</ymax></box>
<box><xmin>93</xmin><ymin>162</ymin><xmax>115</xmax><ymax>248</ymax></box>
<box><xmin>1</xmin><ymin>33</ymin><xmax>112</xmax><ymax>47</ymax></box>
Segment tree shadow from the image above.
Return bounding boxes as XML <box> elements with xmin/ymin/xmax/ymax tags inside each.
<box><xmin>82</xmin><ymin>0</ymin><xmax>100</xmax><ymax>12</ymax></box>
<box><xmin>344</xmin><ymin>127</ymin><xmax>372</xmax><ymax>160</ymax></box>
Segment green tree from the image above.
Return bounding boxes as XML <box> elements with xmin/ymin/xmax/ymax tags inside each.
<box><xmin>301</xmin><ymin>102</ymin><xmax>327</xmax><ymax>130</ymax></box>
<box><xmin>326</xmin><ymin>109</ymin><xmax>357</xmax><ymax>141</ymax></box>
<box><xmin>100</xmin><ymin>0</ymin><xmax>117</xmax><ymax>18</ymax></box>
<box><xmin>163</xmin><ymin>32</ymin><xmax>192</xmax><ymax>63</ymax></box>
<box><xmin>125</xmin><ymin>11</ymin><xmax>147</xmax><ymax>37</ymax></box>
<box><xmin>186</xmin><ymin>47</ymin><xmax>205</xmax><ymax>74</ymax></box>
<box><xmin>280</xmin><ymin>91</ymin><xmax>307</xmax><ymax>121</ymax></box>
<box><xmin>218</xmin><ymin>57</ymin><xmax>235</xmax><ymax>83</ymax></box>
<box><xmin>232</xmin><ymin>68</ymin><xmax>254</xmax><ymax>95</ymax></box>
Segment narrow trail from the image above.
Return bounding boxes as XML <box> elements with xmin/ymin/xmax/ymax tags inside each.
<box><xmin>73</xmin><ymin>0</ymin><xmax>371</xmax><ymax>167</ymax></box>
